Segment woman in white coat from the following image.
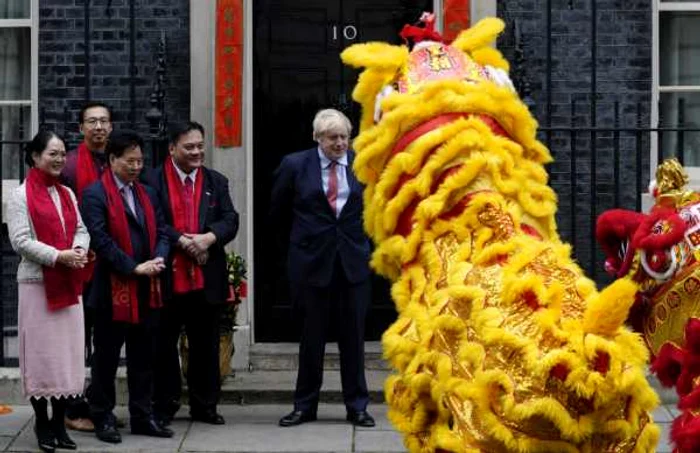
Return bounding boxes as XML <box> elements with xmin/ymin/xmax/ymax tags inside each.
<box><xmin>7</xmin><ymin>131</ymin><xmax>90</xmax><ymax>452</ymax></box>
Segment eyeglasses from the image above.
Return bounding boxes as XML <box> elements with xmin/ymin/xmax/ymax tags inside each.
<box><xmin>83</xmin><ymin>117</ymin><xmax>110</xmax><ymax>128</ymax></box>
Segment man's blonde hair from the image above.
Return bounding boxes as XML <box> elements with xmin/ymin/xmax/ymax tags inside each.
<box><xmin>312</xmin><ymin>109</ymin><xmax>352</xmax><ymax>141</ymax></box>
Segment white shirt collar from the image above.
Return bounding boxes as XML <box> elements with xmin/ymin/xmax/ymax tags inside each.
<box><xmin>171</xmin><ymin>158</ymin><xmax>198</xmax><ymax>183</ymax></box>
<box><xmin>317</xmin><ymin>148</ymin><xmax>348</xmax><ymax>168</ymax></box>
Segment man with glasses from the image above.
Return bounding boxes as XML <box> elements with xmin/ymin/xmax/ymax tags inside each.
<box><xmin>60</xmin><ymin>101</ymin><xmax>113</xmax><ymax>433</ymax></box>
<box><xmin>62</xmin><ymin>102</ymin><xmax>113</xmax><ymax>203</ymax></box>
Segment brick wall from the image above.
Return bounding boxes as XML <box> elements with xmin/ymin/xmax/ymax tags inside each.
<box><xmin>0</xmin><ymin>0</ymin><xmax>191</xmax><ymax>342</ymax></box>
<box><xmin>38</xmin><ymin>0</ymin><xmax>191</xmax><ymax>150</ymax></box>
<box><xmin>498</xmin><ymin>0</ymin><xmax>652</xmax><ymax>279</ymax></box>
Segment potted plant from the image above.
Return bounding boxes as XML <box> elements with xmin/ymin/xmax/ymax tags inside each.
<box><xmin>180</xmin><ymin>251</ymin><xmax>247</xmax><ymax>381</ymax></box>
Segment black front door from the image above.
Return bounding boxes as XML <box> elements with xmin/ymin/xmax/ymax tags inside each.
<box><xmin>253</xmin><ymin>0</ymin><xmax>433</xmax><ymax>342</ymax></box>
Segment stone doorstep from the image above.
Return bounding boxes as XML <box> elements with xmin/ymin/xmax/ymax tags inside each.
<box><xmin>220</xmin><ymin>369</ymin><xmax>389</xmax><ymax>404</ymax></box>
<box><xmin>249</xmin><ymin>342</ymin><xmax>388</xmax><ymax>371</ymax></box>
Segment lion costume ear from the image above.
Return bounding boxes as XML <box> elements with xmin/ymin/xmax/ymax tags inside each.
<box><xmin>341</xmin><ymin>43</ymin><xmax>408</xmax><ymax>132</ymax></box>
<box><xmin>341</xmin><ymin>42</ymin><xmax>408</xmax><ymax>71</ymax></box>
<box><xmin>451</xmin><ymin>17</ymin><xmax>509</xmax><ymax>71</ymax></box>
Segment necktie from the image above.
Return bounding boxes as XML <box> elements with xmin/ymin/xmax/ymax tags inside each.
<box><xmin>121</xmin><ymin>185</ymin><xmax>136</xmax><ymax>216</ymax></box>
<box><xmin>184</xmin><ymin>176</ymin><xmax>195</xmax><ymax>232</ymax></box>
<box><xmin>326</xmin><ymin>161</ymin><xmax>338</xmax><ymax>216</ymax></box>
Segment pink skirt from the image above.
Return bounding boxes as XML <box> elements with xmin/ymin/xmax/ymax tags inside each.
<box><xmin>18</xmin><ymin>282</ymin><xmax>85</xmax><ymax>399</ymax></box>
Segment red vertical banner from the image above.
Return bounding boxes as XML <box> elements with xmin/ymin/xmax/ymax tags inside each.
<box><xmin>215</xmin><ymin>0</ymin><xmax>243</xmax><ymax>147</ymax></box>
<box><xmin>443</xmin><ymin>0</ymin><xmax>470</xmax><ymax>43</ymax></box>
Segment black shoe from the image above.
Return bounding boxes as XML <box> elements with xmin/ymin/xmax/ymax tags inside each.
<box><xmin>51</xmin><ymin>419</ymin><xmax>77</xmax><ymax>450</ymax></box>
<box><xmin>346</xmin><ymin>410</ymin><xmax>376</xmax><ymax>427</ymax></box>
<box><xmin>94</xmin><ymin>419</ymin><xmax>121</xmax><ymax>444</ymax></box>
<box><xmin>154</xmin><ymin>412</ymin><xmax>173</xmax><ymax>427</ymax></box>
<box><xmin>153</xmin><ymin>400</ymin><xmax>179</xmax><ymax>427</ymax></box>
<box><xmin>278</xmin><ymin>410</ymin><xmax>317</xmax><ymax>427</ymax></box>
<box><xmin>131</xmin><ymin>418</ymin><xmax>174</xmax><ymax>438</ymax></box>
<box><xmin>190</xmin><ymin>410</ymin><xmax>225</xmax><ymax>425</ymax></box>
<box><xmin>34</xmin><ymin>421</ymin><xmax>56</xmax><ymax>453</ymax></box>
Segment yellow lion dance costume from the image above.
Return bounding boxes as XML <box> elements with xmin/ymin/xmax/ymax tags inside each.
<box><xmin>341</xmin><ymin>15</ymin><xmax>660</xmax><ymax>452</ymax></box>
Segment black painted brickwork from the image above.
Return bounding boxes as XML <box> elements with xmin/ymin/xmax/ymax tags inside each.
<box><xmin>38</xmin><ymin>0</ymin><xmax>190</xmax><ymax>149</ymax></box>
<box><xmin>498</xmin><ymin>0</ymin><xmax>652</xmax><ymax>278</ymax></box>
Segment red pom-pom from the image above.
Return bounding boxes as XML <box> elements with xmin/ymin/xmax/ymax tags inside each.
<box><xmin>647</xmin><ymin>249</ymin><xmax>669</xmax><ymax>272</ymax></box>
<box><xmin>593</xmin><ymin>351</ymin><xmax>610</xmax><ymax>375</ymax></box>
<box><xmin>685</xmin><ymin>318</ymin><xmax>700</xmax><ymax>353</ymax></box>
<box><xmin>679</xmin><ymin>387</ymin><xmax>700</xmax><ymax>411</ymax></box>
<box><xmin>651</xmin><ymin>342</ymin><xmax>684</xmax><ymax>388</ymax></box>
<box><xmin>549</xmin><ymin>364</ymin><xmax>569</xmax><ymax>381</ymax></box>
<box><xmin>523</xmin><ymin>290</ymin><xmax>540</xmax><ymax>310</ymax></box>
<box><xmin>672</xmin><ymin>411</ymin><xmax>700</xmax><ymax>453</ymax></box>
<box><xmin>632</xmin><ymin>207</ymin><xmax>686</xmax><ymax>251</ymax></box>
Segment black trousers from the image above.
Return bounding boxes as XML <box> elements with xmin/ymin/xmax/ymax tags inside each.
<box><xmin>293</xmin><ymin>260</ymin><xmax>370</xmax><ymax>413</ymax></box>
<box><xmin>88</xmin><ymin>307</ymin><xmax>159</xmax><ymax>424</ymax></box>
<box><xmin>153</xmin><ymin>291</ymin><xmax>222</xmax><ymax>416</ymax></box>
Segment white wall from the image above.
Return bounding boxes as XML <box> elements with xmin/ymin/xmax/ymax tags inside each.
<box><xmin>190</xmin><ymin>0</ymin><xmax>251</xmax><ymax>369</ymax></box>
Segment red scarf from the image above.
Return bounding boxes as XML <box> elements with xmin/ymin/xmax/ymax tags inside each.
<box><xmin>25</xmin><ymin>168</ymin><xmax>82</xmax><ymax>310</ymax></box>
<box><xmin>101</xmin><ymin>170</ymin><xmax>162</xmax><ymax>323</ymax></box>
<box><xmin>164</xmin><ymin>157</ymin><xmax>205</xmax><ymax>294</ymax></box>
<box><xmin>75</xmin><ymin>143</ymin><xmax>102</xmax><ymax>282</ymax></box>
<box><xmin>76</xmin><ymin>142</ymin><xmax>100</xmax><ymax>203</ymax></box>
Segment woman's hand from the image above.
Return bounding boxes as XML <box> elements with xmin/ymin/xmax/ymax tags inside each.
<box><xmin>57</xmin><ymin>249</ymin><xmax>88</xmax><ymax>269</ymax></box>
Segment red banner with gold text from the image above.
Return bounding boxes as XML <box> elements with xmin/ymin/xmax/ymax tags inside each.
<box><xmin>443</xmin><ymin>0</ymin><xmax>470</xmax><ymax>43</ymax></box>
<box><xmin>215</xmin><ymin>0</ymin><xmax>243</xmax><ymax>147</ymax></box>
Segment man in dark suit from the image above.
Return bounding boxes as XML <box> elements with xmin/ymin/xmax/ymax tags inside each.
<box><xmin>148</xmin><ymin>122</ymin><xmax>239</xmax><ymax>426</ymax></box>
<box><xmin>61</xmin><ymin>101</ymin><xmax>113</xmax><ymax>433</ymax></box>
<box><xmin>82</xmin><ymin>130</ymin><xmax>173</xmax><ymax>443</ymax></box>
<box><xmin>272</xmin><ymin>109</ymin><xmax>375</xmax><ymax>428</ymax></box>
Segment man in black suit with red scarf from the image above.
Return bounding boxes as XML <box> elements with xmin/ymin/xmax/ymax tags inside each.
<box><xmin>82</xmin><ymin>130</ymin><xmax>173</xmax><ymax>443</ymax></box>
<box><xmin>147</xmin><ymin>121</ymin><xmax>239</xmax><ymax>427</ymax></box>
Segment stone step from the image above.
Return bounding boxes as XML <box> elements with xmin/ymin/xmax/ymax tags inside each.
<box><xmin>0</xmin><ymin>366</ymin><xmax>679</xmax><ymax>407</ymax></box>
<box><xmin>219</xmin><ymin>369</ymin><xmax>389</xmax><ymax>405</ymax></box>
<box><xmin>0</xmin><ymin>368</ymin><xmax>390</xmax><ymax>406</ymax></box>
<box><xmin>250</xmin><ymin>342</ymin><xmax>388</xmax><ymax>371</ymax></box>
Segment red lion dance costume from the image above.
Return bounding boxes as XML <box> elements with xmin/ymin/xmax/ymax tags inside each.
<box><xmin>598</xmin><ymin>157</ymin><xmax>700</xmax><ymax>453</ymax></box>
<box><xmin>342</xmin><ymin>14</ymin><xmax>659</xmax><ymax>453</ymax></box>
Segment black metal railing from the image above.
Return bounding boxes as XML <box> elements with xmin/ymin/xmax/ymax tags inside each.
<box><xmin>538</xmin><ymin>99</ymin><xmax>700</xmax><ymax>285</ymax></box>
